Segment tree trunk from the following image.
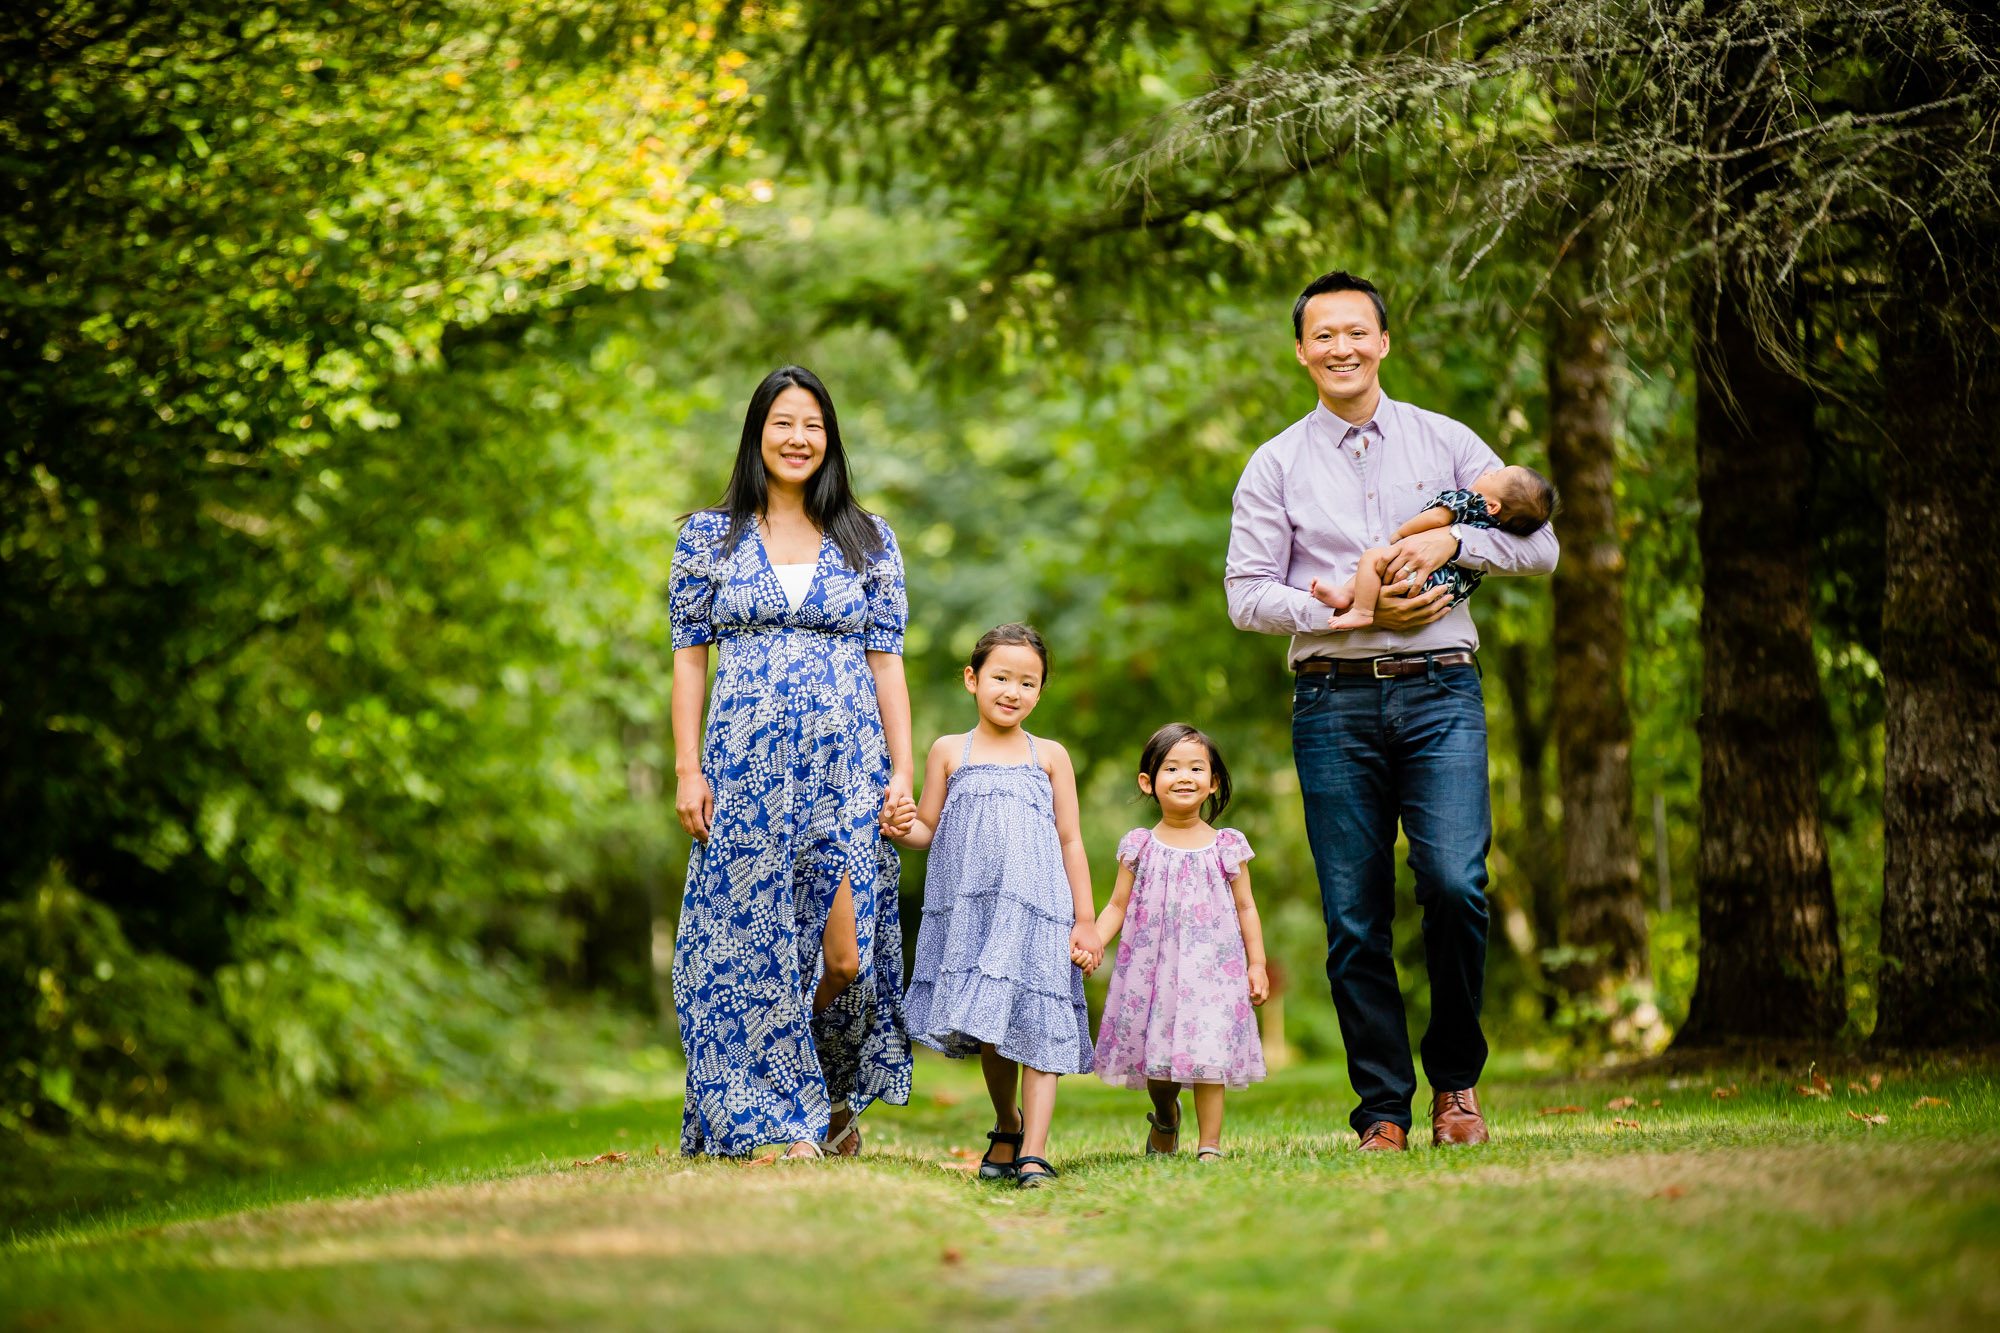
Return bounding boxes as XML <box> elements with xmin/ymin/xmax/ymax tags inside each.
<box><xmin>1676</xmin><ymin>285</ymin><xmax>1846</xmax><ymax>1044</ymax></box>
<box><xmin>1545</xmin><ymin>258</ymin><xmax>1648</xmax><ymax>993</ymax></box>
<box><xmin>1494</xmin><ymin>636</ymin><xmax>1561</xmax><ymax>1018</ymax></box>
<box><xmin>1873</xmin><ymin>251</ymin><xmax>2000</xmax><ymax>1047</ymax></box>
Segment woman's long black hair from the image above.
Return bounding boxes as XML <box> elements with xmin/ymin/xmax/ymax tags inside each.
<box><xmin>712</xmin><ymin>365</ymin><xmax>884</xmax><ymax>571</ymax></box>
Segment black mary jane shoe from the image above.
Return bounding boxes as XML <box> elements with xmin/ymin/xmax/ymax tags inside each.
<box><xmin>1014</xmin><ymin>1155</ymin><xmax>1059</xmax><ymax>1190</ymax></box>
<box><xmin>1145</xmin><ymin>1106</ymin><xmax>1182</xmax><ymax>1156</ymax></box>
<box><xmin>980</xmin><ymin>1109</ymin><xmax>1025</xmax><ymax>1180</ymax></box>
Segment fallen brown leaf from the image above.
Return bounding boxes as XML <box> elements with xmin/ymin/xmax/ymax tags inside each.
<box><xmin>941</xmin><ymin>1247</ymin><xmax>963</xmax><ymax>1265</ymax></box>
<box><xmin>1652</xmin><ymin>1185</ymin><xmax>1687</xmax><ymax>1200</ymax></box>
<box><xmin>1846</xmin><ymin>1110</ymin><xmax>1889</xmax><ymax>1127</ymax></box>
<box><xmin>1848</xmin><ymin>1082</ymin><xmax>1870</xmax><ymax>1095</ymax></box>
<box><xmin>1537</xmin><ymin>1105</ymin><xmax>1588</xmax><ymax>1116</ymax></box>
<box><xmin>1613</xmin><ymin>1118</ymin><xmax>1642</xmax><ymax>1130</ymax></box>
<box><xmin>652</xmin><ymin>1142</ymin><xmax>664</xmax><ymax>1158</ymax></box>
<box><xmin>1811</xmin><ymin>1068</ymin><xmax>1833</xmax><ymax>1095</ymax></box>
<box><xmin>937</xmin><ymin>1160</ymin><xmax>979</xmax><ymax>1173</ymax></box>
<box><xmin>1649</xmin><ymin>1099</ymin><xmax>1662</xmax><ymax>1108</ymax></box>
<box><xmin>1607</xmin><ymin>1097</ymin><xmax>1638</xmax><ymax>1111</ymax></box>
<box><xmin>1911</xmin><ymin>1096</ymin><xmax>1950</xmax><ymax>1110</ymax></box>
<box><xmin>1869</xmin><ymin>1072</ymin><xmax>1884</xmax><ymax>1091</ymax></box>
<box><xmin>946</xmin><ymin>1145</ymin><xmax>980</xmax><ymax>1160</ymax></box>
<box><xmin>571</xmin><ymin>1151</ymin><xmax>629</xmax><ymax>1167</ymax></box>
<box><xmin>931</xmin><ymin>1092</ymin><xmax>963</xmax><ymax>1109</ymax></box>
<box><xmin>1712</xmin><ymin>1085</ymin><xmax>1739</xmax><ymax>1100</ymax></box>
<box><xmin>1794</xmin><ymin>1084</ymin><xmax>1829</xmax><ymax>1098</ymax></box>
<box><xmin>745</xmin><ymin>1152</ymin><xmax>778</xmax><ymax>1168</ymax></box>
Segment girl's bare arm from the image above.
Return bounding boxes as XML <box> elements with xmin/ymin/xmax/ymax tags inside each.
<box><xmin>1046</xmin><ymin>742</ymin><xmax>1102</xmax><ymax>966</ymax></box>
<box><xmin>892</xmin><ymin>736</ymin><xmax>955</xmax><ymax>850</ymax></box>
<box><xmin>1229</xmin><ymin>862</ymin><xmax>1271</xmax><ymax>1005</ymax></box>
<box><xmin>1094</xmin><ymin>863</ymin><xmax>1137</xmax><ymax>949</ymax></box>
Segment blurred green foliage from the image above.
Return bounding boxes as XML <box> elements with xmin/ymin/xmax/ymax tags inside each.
<box><xmin>2</xmin><ymin>0</ymin><xmax>1890</xmax><ymax>1189</ymax></box>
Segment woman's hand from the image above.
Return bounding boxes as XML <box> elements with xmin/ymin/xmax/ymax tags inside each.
<box><xmin>879</xmin><ymin>772</ymin><xmax>916</xmax><ymax>839</ymax></box>
<box><xmin>676</xmin><ymin>770</ymin><xmax>715</xmax><ymax>843</ymax></box>
<box><xmin>1246</xmin><ymin>962</ymin><xmax>1271</xmax><ymax>1007</ymax></box>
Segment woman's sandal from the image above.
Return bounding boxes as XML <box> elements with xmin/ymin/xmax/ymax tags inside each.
<box><xmin>980</xmin><ymin>1108</ymin><xmax>1025</xmax><ymax>1180</ymax></box>
<box><xmin>780</xmin><ymin>1140</ymin><xmax>826</xmax><ymax>1161</ymax></box>
<box><xmin>1014</xmin><ymin>1155</ymin><xmax>1059</xmax><ymax>1189</ymax></box>
<box><xmin>821</xmin><ymin>1099</ymin><xmax>862</xmax><ymax>1157</ymax></box>
<box><xmin>1145</xmin><ymin>1107</ymin><xmax>1182</xmax><ymax>1156</ymax></box>
<box><xmin>1197</xmin><ymin>1145</ymin><xmax>1226</xmax><ymax>1163</ymax></box>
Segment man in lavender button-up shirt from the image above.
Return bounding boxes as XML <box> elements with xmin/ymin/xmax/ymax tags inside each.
<box><xmin>1227</xmin><ymin>272</ymin><xmax>1559</xmax><ymax>1152</ymax></box>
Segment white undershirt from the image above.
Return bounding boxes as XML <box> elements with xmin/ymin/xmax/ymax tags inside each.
<box><xmin>771</xmin><ymin>563</ymin><xmax>816</xmax><ymax>610</ymax></box>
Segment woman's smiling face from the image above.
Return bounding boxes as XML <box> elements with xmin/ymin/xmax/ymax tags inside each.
<box><xmin>964</xmin><ymin>644</ymin><xmax>1045</xmax><ymax>730</ymax></box>
<box><xmin>760</xmin><ymin>384</ymin><xmax>827</xmax><ymax>491</ymax></box>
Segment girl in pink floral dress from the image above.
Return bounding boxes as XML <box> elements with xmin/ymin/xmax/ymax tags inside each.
<box><xmin>1090</xmin><ymin>723</ymin><xmax>1269</xmax><ymax>1161</ymax></box>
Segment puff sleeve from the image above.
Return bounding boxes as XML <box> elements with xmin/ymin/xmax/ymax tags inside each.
<box><xmin>669</xmin><ymin>511</ymin><xmax>724</xmax><ymax>651</ymax></box>
<box><xmin>1216</xmin><ymin>828</ymin><xmax>1256</xmax><ymax>879</ymax></box>
<box><xmin>863</xmin><ymin>516</ymin><xmax>908</xmax><ymax>655</ymax></box>
<box><xmin>1116</xmin><ymin>828</ymin><xmax>1152</xmax><ymax>872</ymax></box>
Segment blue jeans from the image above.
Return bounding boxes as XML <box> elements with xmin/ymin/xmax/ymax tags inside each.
<box><xmin>1291</xmin><ymin>660</ymin><xmax>1492</xmax><ymax>1134</ymax></box>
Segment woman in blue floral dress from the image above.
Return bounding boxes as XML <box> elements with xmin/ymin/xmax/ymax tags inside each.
<box><xmin>668</xmin><ymin>366</ymin><xmax>917</xmax><ymax>1159</ymax></box>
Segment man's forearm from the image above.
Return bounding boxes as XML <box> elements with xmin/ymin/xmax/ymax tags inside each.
<box><xmin>1226</xmin><ymin>574</ymin><xmax>1324</xmax><ymax>636</ymax></box>
<box><xmin>1455</xmin><ymin>523</ymin><xmax>1559</xmax><ymax>577</ymax></box>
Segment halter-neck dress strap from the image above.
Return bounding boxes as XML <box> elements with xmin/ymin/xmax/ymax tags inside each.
<box><xmin>960</xmin><ymin>731</ymin><xmax>975</xmax><ymax>764</ymax></box>
<box><xmin>1024</xmin><ymin>732</ymin><xmax>1039</xmax><ymax>765</ymax></box>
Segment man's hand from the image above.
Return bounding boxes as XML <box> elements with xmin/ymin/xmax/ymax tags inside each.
<box><xmin>1382</xmin><ymin>527</ymin><xmax>1459</xmax><ymax>593</ymax></box>
<box><xmin>1373</xmin><ymin>580</ymin><xmax>1453</xmax><ymax>632</ymax></box>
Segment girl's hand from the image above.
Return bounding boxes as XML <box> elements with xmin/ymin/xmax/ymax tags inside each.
<box><xmin>1070</xmin><ymin>943</ymin><xmax>1097</xmax><ymax>976</ymax></box>
<box><xmin>1070</xmin><ymin>921</ymin><xmax>1104</xmax><ymax>974</ymax></box>
<box><xmin>676</xmin><ymin>770</ymin><xmax>715</xmax><ymax>844</ymax></box>
<box><xmin>1246</xmin><ymin>962</ymin><xmax>1271</xmax><ymax>1007</ymax></box>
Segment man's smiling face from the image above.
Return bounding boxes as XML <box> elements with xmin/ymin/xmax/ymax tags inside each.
<box><xmin>1296</xmin><ymin>289</ymin><xmax>1390</xmax><ymax>412</ymax></box>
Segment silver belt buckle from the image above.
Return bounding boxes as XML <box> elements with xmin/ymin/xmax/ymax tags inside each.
<box><xmin>1372</xmin><ymin>656</ymin><xmax>1396</xmax><ymax>679</ymax></box>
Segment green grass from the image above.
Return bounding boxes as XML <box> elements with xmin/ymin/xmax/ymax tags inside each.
<box><xmin>3</xmin><ymin>1054</ymin><xmax>1996</xmax><ymax>1331</ymax></box>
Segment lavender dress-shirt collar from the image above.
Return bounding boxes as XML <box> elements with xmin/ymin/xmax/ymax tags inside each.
<box><xmin>1224</xmin><ymin>393</ymin><xmax>1560</xmax><ymax>666</ymax></box>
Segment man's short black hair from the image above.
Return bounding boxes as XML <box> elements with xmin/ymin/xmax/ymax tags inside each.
<box><xmin>1293</xmin><ymin>271</ymin><xmax>1388</xmax><ymax>339</ymax></box>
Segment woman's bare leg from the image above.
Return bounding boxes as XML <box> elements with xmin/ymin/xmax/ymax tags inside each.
<box><xmin>980</xmin><ymin>1044</ymin><xmax>1021</xmax><ymax>1166</ymax></box>
<box><xmin>1018</xmin><ymin>1066</ymin><xmax>1060</xmax><ymax>1177</ymax></box>
<box><xmin>1192</xmin><ymin>1082</ymin><xmax>1227</xmax><ymax>1155</ymax></box>
<box><xmin>793</xmin><ymin>875</ymin><xmax>861</xmax><ymax>1158</ymax></box>
<box><xmin>812</xmin><ymin>874</ymin><xmax>859</xmax><ymax>1016</ymax></box>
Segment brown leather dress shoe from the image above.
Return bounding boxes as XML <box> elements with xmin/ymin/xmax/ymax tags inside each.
<box><xmin>1355</xmin><ymin>1121</ymin><xmax>1408</xmax><ymax>1151</ymax></box>
<box><xmin>1431</xmin><ymin>1087</ymin><xmax>1489</xmax><ymax>1146</ymax></box>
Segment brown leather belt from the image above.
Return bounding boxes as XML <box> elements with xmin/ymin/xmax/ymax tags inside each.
<box><xmin>1296</xmin><ymin>651</ymin><xmax>1476</xmax><ymax>679</ymax></box>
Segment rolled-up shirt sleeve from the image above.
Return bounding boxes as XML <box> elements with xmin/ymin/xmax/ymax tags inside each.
<box><xmin>1447</xmin><ymin>424</ymin><xmax>1561</xmax><ymax>578</ymax></box>
<box><xmin>1225</xmin><ymin>448</ymin><xmax>1326</xmax><ymax>636</ymax></box>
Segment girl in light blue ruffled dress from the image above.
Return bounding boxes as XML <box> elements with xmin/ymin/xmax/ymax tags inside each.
<box><xmin>895</xmin><ymin>624</ymin><xmax>1103</xmax><ymax>1188</ymax></box>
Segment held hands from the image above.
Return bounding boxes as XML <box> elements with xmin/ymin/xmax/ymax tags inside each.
<box><xmin>879</xmin><ymin>774</ymin><xmax>917</xmax><ymax>840</ymax></box>
<box><xmin>675</xmin><ymin>770</ymin><xmax>715</xmax><ymax>844</ymax></box>
<box><xmin>1069</xmin><ymin>921</ymin><xmax>1104</xmax><ymax>976</ymax></box>
<box><xmin>1246</xmin><ymin>962</ymin><xmax>1271</xmax><ymax>1007</ymax></box>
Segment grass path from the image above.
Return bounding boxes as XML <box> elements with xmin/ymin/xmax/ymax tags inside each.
<box><xmin>5</xmin><ymin>1056</ymin><xmax>1996</xmax><ymax>1331</ymax></box>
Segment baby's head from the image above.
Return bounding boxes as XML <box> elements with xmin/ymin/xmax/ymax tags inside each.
<box><xmin>1138</xmin><ymin>723</ymin><xmax>1233</xmax><ymax>823</ymax></box>
<box><xmin>1472</xmin><ymin>465</ymin><xmax>1558</xmax><ymax>536</ymax></box>
<box><xmin>965</xmin><ymin>623</ymin><xmax>1050</xmax><ymax>729</ymax></box>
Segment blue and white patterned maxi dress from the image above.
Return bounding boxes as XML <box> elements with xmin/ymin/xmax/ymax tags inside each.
<box><xmin>903</xmin><ymin>733</ymin><xmax>1094</xmax><ymax>1075</ymax></box>
<box><xmin>667</xmin><ymin>510</ymin><xmax>913</xmax><ymax>1156</ymax></box>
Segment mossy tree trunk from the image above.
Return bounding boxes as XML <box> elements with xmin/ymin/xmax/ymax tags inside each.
<box><xmin>1677</xmin><ymin>283</ymin><xmax>1846</xmax><ymax>1044</ymax></box>
<box><xmin>1545</xmin><ymin>239</ymin><xmax>1648</xmax><ymax>995</ymax></box>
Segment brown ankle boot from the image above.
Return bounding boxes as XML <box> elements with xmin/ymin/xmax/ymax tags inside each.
<box><xmin>1430</xmin><ymin>1087</ymin><xmax>1489</xmax><ymax>1146</ymax></box>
